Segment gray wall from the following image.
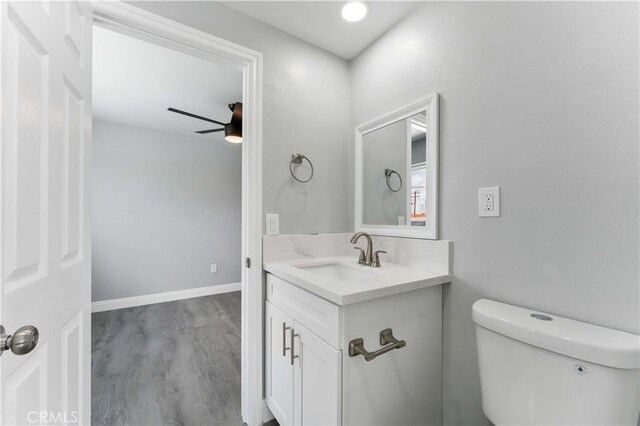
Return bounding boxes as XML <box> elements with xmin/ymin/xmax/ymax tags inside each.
<box><xmin>129</xmin><ymin>1</ymin><xmax>351</xmax><ymax>235</ymax></box>
<box><xmin>92</xmin><ymin>120</ymin><xmax>241</xmax><ymax>302</ymax></box>
<box><xmin>350</xmin><ymin>2</ymin><xmax>639</xmax><ymax>424</ymax></box>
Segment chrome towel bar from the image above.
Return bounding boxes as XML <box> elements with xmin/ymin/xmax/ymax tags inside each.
<box><xmin>348</xmin><ymin>328</ymin><xmax>406</xmax><ymax>361</ymax></box>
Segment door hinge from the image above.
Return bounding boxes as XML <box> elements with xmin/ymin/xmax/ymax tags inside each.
<box><xmin>246</xmin><ymin>257</ymin><xmax>251</xmax><ymax>268</ymax></box>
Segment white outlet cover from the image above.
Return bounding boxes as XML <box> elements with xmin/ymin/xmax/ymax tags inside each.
<box><xmin>478</xmin><ymin>186</ymin><xmax>500</xmax><ymax>217</ymax></box>
<box><xmin>210</xmin><ymin>264</ymin><xmax>218</xmax><ymax>273</ymax></box>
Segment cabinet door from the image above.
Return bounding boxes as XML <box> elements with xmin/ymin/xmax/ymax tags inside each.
<box><xmin>266</xmin><ymin>302</ymin><xmax>295</xmax><ymax>425</ymax></box>
<box><xmin>293</xmin><ymin>322</ymin><xmax>342</xmax><ymax>426</ymax></box>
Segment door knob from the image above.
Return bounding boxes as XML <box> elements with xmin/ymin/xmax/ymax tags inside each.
<box><xmin>0</xmin><ymin>325</ymin><xmax>39</xmax><ymax>356</ymax></box>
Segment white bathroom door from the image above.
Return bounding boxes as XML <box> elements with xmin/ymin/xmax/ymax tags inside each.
<box><xmin>0</xmin><ymin>1</ymin><xmax>92</xmax><ymax>425</ymax></box>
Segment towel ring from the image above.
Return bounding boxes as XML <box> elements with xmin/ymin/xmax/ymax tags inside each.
<box><xmin>384</xmin><ymin>168</ymin><xmax>402</xmax><ymax>192</ymax></box>
<box><xmin>290</xmin><ymin>153</ymin><xmax>314</xmax><ymax>183</ymax></box>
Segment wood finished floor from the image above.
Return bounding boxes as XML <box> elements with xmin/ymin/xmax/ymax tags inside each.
<box><xmin>92</xmin><ymin>292</ymin><xmax>242</xmax><ymax>426</ymax></box>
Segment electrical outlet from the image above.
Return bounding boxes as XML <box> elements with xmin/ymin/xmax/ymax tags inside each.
<box><xmin>210</xmin><ymin>264</ymin><xmax>218</xmax><ymax>273</ymax></box>
<box><xmin>479</xmin><ymin>187</ymin><xmax>500</xmax><ymax>217</ymax></box>
<box><xmin>484</xmin><ymin>193</ymin><xmax>494</xmax><ymax>211</ymax></box>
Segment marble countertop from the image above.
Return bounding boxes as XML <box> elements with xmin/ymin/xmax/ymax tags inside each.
<box><xmin>263</xmin><ymin>256</ymin><xmax>451</xmax><ymax>306</ymax></box>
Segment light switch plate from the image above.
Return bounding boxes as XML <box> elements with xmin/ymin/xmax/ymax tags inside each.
<box><xmin>479</xmin><ymin>186</ymin><xmax>500</xmax><ymax>217</ymax></box>
<box><xmin>266</xmin><ymin>213</ymin><xmax>280</xmax><ymax>236</ymax></box>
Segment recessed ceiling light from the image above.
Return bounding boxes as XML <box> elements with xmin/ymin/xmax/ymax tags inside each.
<box><xmin>341</xmin><ymin>1</ymin><xmax>368</xmax><ymax>22</ymax></box>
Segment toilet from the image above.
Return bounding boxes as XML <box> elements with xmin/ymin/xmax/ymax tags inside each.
<box><xmin>473</xmin><ymin>299</ymin><xmax>640</xmax><ymax>425</ymax></box>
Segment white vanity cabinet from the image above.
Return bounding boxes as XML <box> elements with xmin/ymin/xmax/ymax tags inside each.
<box><xmin>265</xmin><ymin>271</ymin><xmax>444</xmax><ymax>426</ymax></box>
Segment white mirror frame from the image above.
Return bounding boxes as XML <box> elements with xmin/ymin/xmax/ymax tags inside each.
<box><xmin>355</xmin><ymin>93</ymin><xmax>440</xmax><ymax>239</ymax></box>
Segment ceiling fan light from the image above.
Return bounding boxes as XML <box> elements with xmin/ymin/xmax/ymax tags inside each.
<box><xmin>225</xmin><ymin>133</ymin><xmax>243</xmax><ymax>143</ymax></box>
<box><xmin>224</xmin><ymin>102</ymin><xmax>243</xmax><ymax>143</ymax></box>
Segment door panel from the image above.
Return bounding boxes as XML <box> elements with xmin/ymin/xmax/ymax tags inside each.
<box><xmin>60</xmin><ymin>311</ymin><xmax>83</xmax><ymax>421</ymax></box>
<box><xmin>294</xmin><ymin>322</ymin><xmax>341</xmax><ymax>426</ymax></box>
<box><xmin>63</xmin><ymin>0</ymin><xmax>85</xmax><ymax>65</ymax></box>
<box><xmin>265</xmin><ymin>302</ymin><xmax>294</xmax><ymax>425</ymax></box>
<box><xmin>0</xmin><ymin>2</ymin><xmax>92</xmax><ymax>425</ymax></box>
<box><xmin>4</xmin><ymin>346</ymin><xmax>48</xmax><ymax>425</ymax></box>
<box><xmin>2</xmin><ymin>3</ymin><xmax>49</xmax><ymax>289</ymax></box>
<box><xmin>61</xmin><ymin>77</ymin><xmax>84</xmax><ymax>266</ymax></box>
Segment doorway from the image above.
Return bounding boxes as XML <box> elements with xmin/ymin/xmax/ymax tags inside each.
<box><xmin>91</xmin><ymin>24</ymin><xmax>244</xmax><ymax>424</ymax></box>
<box><xmin>92</xmin><ymin>3</ymin><xmax>264</xmax><ymax>425</ymax></box>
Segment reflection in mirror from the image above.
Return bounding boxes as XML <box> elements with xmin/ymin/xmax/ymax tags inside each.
<box><xmin>362</xmin><ymin>111</ymin><xmax>428</xmax><ymax>227</ymax></box>
<box><xmin>355</xmin><ymin>93</ymin><xmax>439</xmax><ymax>239</ymax></box>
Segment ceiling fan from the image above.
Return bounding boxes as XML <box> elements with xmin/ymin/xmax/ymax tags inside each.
<box><xmin>167</xmin><ymin>102</ymin><xmax>243</xmax><ymax>143</ymax></box>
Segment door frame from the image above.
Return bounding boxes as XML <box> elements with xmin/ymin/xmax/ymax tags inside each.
<box><xmin>92</xmin><ymin>3</ymin><xmax>264</xmax><ymax>425</ymax></box>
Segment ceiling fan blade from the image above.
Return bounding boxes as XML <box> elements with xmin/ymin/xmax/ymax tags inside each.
<box><xmin>195</xmin><ymin>128</ymin><xmax>225</xmax><ymax>134</ymax></box>
<box><xmin>168</xmin><ymin>107</ymin><xmax>227</xmax><ymax>126</ymax></box>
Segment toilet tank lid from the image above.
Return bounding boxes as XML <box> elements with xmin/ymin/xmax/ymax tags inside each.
<box><xmin>472</xmin><ymin>299</ymin><xmax>640</xmax><ymax>369</ymax></box>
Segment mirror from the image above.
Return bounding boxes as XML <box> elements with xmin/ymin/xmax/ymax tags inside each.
<box><xmin>355</xmin><ymin>94</ymin><xmax>439</xmax><ymax>239</ymax></box>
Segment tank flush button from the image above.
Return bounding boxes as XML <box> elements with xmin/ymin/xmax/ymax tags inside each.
<box><xmin>575</xmin><ymin>364</ymin><xmax>587</xmax><ymax>375</ymax></box>
<box><xmin>530</xmin><ymin>313</ymin><xmax>553</xmax><ymax>321</ymax></box>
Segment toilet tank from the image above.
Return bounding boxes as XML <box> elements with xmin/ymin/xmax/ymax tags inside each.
<box><xmin>472</xmin><ymin>299</ymin><xmax>640</xmax><ymax>426</ymax></box>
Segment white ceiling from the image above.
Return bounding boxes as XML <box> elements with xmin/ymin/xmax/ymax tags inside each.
<box><xmin>221</xmin><ymin>1</ymin><xmax>418</xmax><ymax>59</ymax></box>
<box><xmin>93</xmin><ymin>25</ymin><xmax>242</xmax><ymax>138</ymax></box>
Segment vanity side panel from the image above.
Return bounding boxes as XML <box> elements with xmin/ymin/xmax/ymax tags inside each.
<box><xmin>342</xmin><ymin>286</ymin><xmax>442</xmax><ymax>425</ymax></box>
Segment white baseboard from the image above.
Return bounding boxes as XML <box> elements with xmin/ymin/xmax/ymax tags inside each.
<box><xmin>91</xmin><ymin>282</ymin><xmax>242</xmax><ymax>313</ymax></box>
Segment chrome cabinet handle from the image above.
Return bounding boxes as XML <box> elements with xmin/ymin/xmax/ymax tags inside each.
<box><xmin>0</xmin><ymin>325</ymin><xmax>39</xmax><ymax>356</ymax></box>
<box><xmin>348</xmin><ymin>328</ymin><xmax>406</xmax><ymax>362</ymax></box>
<box><xmin>282</xmin><ymin>322</ymin><xmax>291</xmax><ymax>357</ymax></box>
<box><xmin>290</xmin><ymin>328</ymin><xmax>299</xmax><ymax>365</ymax></box>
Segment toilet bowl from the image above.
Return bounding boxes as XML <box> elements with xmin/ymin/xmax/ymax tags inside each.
<box><xmin>473</xmin><ymin>299</ymin><xmax>640</xmax><ymax>425</ymax></box>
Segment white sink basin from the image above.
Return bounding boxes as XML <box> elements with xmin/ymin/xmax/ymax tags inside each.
<box><xmin>296</xmin><ymin>262</ymin><xmax>373</xmax><ymax>281</ymax></box>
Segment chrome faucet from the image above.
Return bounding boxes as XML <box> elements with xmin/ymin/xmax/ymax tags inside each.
<box><xmin>350</xmin><ymin>232</ymin><xmax>386</xmax><ymax>267</ymax></box>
